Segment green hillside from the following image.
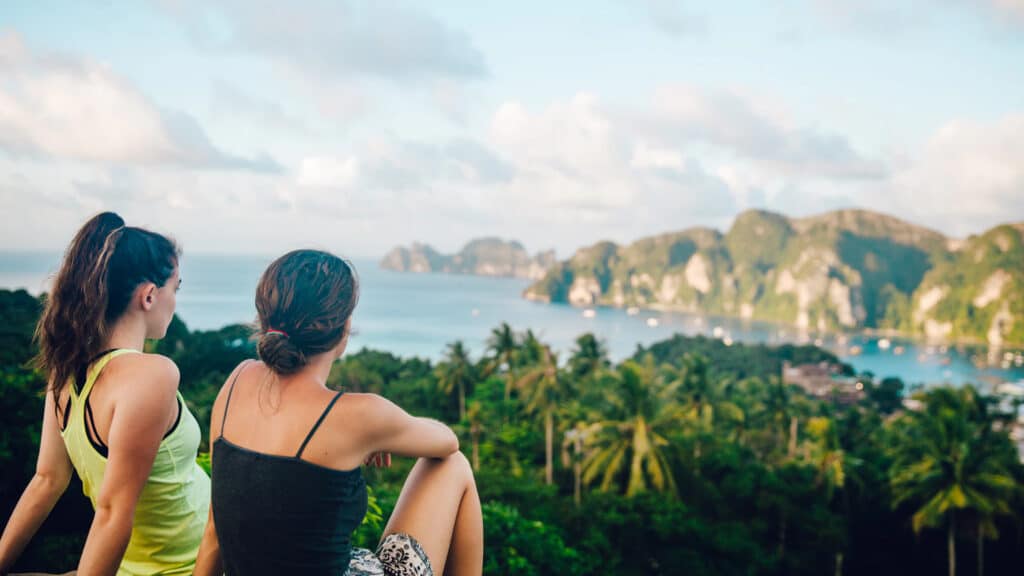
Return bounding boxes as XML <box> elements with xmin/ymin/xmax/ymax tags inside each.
<box><xmin>524</xmin><ymin>209</ymin><xmax>1021</xmax><ymax>345</ymax></box>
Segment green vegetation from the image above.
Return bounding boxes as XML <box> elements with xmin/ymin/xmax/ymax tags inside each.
<box><xmin>525</xmin><ymin>209</ymin><xmax>1023</xmax><ymax>345</ymax></box>
<box><xmin>913</xmin><ymin>225</ymin><xmax>1024</xmax><ymax>345</ymax></box>
<box><xmin>2</xmin><ymin>289</ymin><xmax>1023</xmax><ymax>575</ymax></box>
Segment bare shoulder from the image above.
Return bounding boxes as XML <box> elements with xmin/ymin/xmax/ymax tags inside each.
<box><xmin>339</xmin><ymin>392</ymin><xmax>403</xmax><ymax>418</ymax></box>
<box><xmin>105</xmin><ymin>352</ymin><xmax>180</xmax><ymax>392</ymax></box>
<box><xmin>211</xmin><ymin>360</ymin><xmax>258</xmax><ymax>406</ymax></box>
<box><xmin>210</xmin><ymin>360</ymin><xmax>260</xmax><ymax>427</ymax></box>
<box><xmin>334</xmin><ymin>392</ymin><xmax>409</xmax><ymax>435</ymax></box>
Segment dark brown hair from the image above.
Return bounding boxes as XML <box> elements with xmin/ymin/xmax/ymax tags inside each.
<box><xmin>255</xmin><ymin>249</ymin><xmax>359</xmax><ymax>374</ymax></box>
<box><xmin>33</xmin><ymin>212</ymin><xmax>180</xmax><ymax>396</ymax></box>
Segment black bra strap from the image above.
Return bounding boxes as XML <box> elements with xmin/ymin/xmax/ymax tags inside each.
<box><xmin>57</xmin><ymin>391</ymin><xmax>71</xmax><ymax>432</ymax></box>
<box><xmin>74</xmin><ymin>348</ymin><xmax>120</xmax><ymax>394</ymax></box>
<box><xmin>295</xmin><ymin>391</ymin><xmax>345</xmax><ymax>459</ymax></box>
<box><xmin>219</xmin><ymin>360</ymin><xmax>254</xmax><ymax>439</ymax></box>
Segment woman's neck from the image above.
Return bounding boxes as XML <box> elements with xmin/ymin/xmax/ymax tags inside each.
<box><xmin>283</xmin><ymin>354</ymin><xmax>335</xmax><ymax>389</ymax></box>
<box><xmin>105</xmin><ymin>316</ymin><xmax>148</xmax><ymax>352</ymax></box>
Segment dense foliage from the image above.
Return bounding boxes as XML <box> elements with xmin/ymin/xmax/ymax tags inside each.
<box><xmin>2</xmin><ymin>289</ymin><xmax>1023</xmax><ymax>575</ymax></box>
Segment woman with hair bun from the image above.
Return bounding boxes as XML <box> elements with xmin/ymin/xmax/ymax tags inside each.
<box><xmin>195</xmin><ymin>249</ymin><xmax>483</xmax><ymax>576</ymax></box>
<box><xmin>0</xmin><ymin>212</ymin><xmax>210</xmax><ymax>575</ymax></box>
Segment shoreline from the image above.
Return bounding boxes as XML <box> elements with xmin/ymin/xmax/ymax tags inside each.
<box><xmin>522</xmin><ymin>296</ymin><xmax>1024</xmax><ymax>352</ymax></box>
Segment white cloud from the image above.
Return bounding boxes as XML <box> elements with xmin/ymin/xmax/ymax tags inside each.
<box><xmin>164</xmin><ymin>0</ymin><xmax>487</xmax><ymax>82</ymax></box>
<box><xmin>881</xmin><ymin>114</ymin><xmax>1024</xmax><ymax>234</ymax></box>
<box><xmin>649</xmin><ymin>85</ymin><xmax>886</xmax><ymax>180</ymax></box>
<box><xmin>814</xmin><ymin>0</ymin><xmax>1024</xmax><ymax>32</ymax></box>
<box><xmin>297</xmin><ymin>156</ymin><xmax>360</xmax><ymax>189</ymax></box>
<box><xmin>484</xmin><ymin>92</ymin><xmax>741</xmax><ymax>245</ymax></box>
<box><xmin>631</xmin><ymin>143</ymin><xmax>686</xmax><ymax>171</ymax></box>
<box><xmin>0</xmin><ymin>31</ymin><xmax>278</xmax><ymax>171</ymax></box>
<box><xmin>989</xmin><ymin>0</ymin><xmax>1024</xmax><ymax>23</ymax></box>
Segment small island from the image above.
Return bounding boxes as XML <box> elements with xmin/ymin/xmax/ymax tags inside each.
<box><xmin>523</xmin><ymin>209</ymin><xmax>1023</xmax><ymax>346</ymax></box>
<box><xmin>380</xmin><ymin>237</ymin><xmax>557</xmax><ymax>280</ymax></box>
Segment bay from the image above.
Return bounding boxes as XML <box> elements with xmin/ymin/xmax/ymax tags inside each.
<box><xmin>2</xmin><ymin>252</ymin><xmax>1022</xmax><ymax>387</ymax></box>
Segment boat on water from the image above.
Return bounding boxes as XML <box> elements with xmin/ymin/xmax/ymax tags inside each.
<box><xmin>582</xmin><ymin>308</ymin><xmax>596</xmax><ymax>319</ymax></box>
<box><xmin>995</xmin><ymin>382</ymin><xmax>1024</xmax><ymax>397</ymax></box>
<box><xmin>878</xmin><ymin>338</ymin><xmax>891</xmax><ymax>350</ymax></box>
<box><xmin>712</xmin><ymin>326</ymin><xmax>724</xmax><ymax>338</ymax></box>
<box><xmin>646</xmin><ymin>318</ymin><xmax>660</xmax><ymax>328</ymax></box>
<box><xmin>626</xmin><ymin>306</ymin><xmax>640</xmax><ymax>315</ymax></box>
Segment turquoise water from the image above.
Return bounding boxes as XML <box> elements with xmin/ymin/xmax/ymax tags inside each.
<box><xmin>2</xmin><ymin>252</ymin><xmax>1022</xmax><ymax>386</ymax></box>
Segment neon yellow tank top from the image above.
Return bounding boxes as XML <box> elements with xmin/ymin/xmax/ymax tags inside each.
<box><xmin>60</xmin><ymin>349</ymin><xmax>210</xmax><ymax>575</ymax></box>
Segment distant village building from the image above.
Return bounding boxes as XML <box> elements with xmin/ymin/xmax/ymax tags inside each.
<box><xmin>783</xmin><ymin>361</ymin><xmax>865</xmax><ymax>405</ymax></box>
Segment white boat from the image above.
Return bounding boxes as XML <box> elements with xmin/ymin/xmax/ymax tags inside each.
<box><xmin>646</xmin><ymin>318</ymin><xmax>660</xmax><ymax>328</ymax></box>
<box><xmin>995</xmin><ymin>382</ymin><xmax>1024</xmax><ymax>397</ymax></box>
<box><xmin>626</xmin><ymin>306</ymin><xmax>640</xmax><ymax>316</ymax></box>
<box><xmin>878</xmin><ymin>338</ymin><xmax>891</xmax><ymax>350</ymax></box>
<box><xmin>582</xmin><ymin>308</ymin><xmax>596</xmax><ymax>319</ymax></box>
<box><xmin>712</xmin><ymin>326</ymin><xmax>724</xmax><ymax>338</ymax></box>
<box><xmin>722</xmin><ymin>336</ymin><xmax>734</xmax><ymax>346</ymax></box>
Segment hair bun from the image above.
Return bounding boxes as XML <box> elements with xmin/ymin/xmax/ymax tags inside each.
<box><xmin>257</xmin><ymin>332</ymin><xmax>307</xmax><ymax>375</ymax></box>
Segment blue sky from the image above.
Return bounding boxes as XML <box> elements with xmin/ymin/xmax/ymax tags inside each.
<box><xmin>1</xmin><ymin>0</ymin><xmax>1023</xmax><ymax>257</ymax></box>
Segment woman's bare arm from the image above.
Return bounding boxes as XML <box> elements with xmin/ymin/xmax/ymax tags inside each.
<box><xmin>357</xmin><ymin>394</ymin><xmax>459</xmax><ymax>459</ymax></box>
<box><xmin>75</xmin><ymin>355</ymin><xmax>179</xmax><ymax>576</ymax></box>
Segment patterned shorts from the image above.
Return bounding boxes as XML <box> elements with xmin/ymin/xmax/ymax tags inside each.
<box><xmin>345</xmin><ymin>532</ymin><xmax>433</xmax><ymax>576</ymax></box>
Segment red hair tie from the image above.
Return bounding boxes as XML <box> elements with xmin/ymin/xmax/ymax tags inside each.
<box><xmin>266</xmin><ymin>329</ymin><xmax>289</xmax><ymax>338</ymax></box>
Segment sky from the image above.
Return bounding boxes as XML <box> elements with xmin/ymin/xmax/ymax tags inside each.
<box><xmin>1</xmin><ymin>0</ymin><xmax>1023</xmax><ymax>258</ymax></box>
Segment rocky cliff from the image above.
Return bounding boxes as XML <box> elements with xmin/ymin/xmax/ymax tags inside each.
<box><xmin>523</xmin><ymin>209</ymin><xmax>1022</xmax><ymax>345</ymax></box>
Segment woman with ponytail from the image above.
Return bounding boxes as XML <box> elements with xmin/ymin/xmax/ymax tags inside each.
<box><xmin>194</xmin><ymin>249</ymin><xmax>483</xmax><ymax>576</ymax></box>
<box><xmin>0</xmin><ymin>212</ymin><xmax>209</xmax><ymax>575</ymax></box>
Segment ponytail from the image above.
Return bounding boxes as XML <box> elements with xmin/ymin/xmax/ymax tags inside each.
<box><xmin>33</xmin><ymin>212</ymin><xmax>178</xmax><ymax>396</ymax></box>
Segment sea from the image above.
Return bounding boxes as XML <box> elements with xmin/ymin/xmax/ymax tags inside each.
<box><xmin>2</xmin><ymin>252</ymin><xmax>1023</xmax><ymax>387</ymax></box>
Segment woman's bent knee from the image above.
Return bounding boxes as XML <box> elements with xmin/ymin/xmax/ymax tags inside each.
<box><xmin>417</xmin><ymin>451</ymin><xmax>474</xmax><ymax>484</ymax></box>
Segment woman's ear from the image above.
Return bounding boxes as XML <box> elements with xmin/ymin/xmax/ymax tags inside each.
<box><xmin>140</xmin><ymin>282</ymin><xmax>158</xmax><ymax>311</ymax></box>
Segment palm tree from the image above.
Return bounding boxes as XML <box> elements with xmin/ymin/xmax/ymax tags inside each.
<box><xmin>761</xmin><ymin>376</ymin><xmax>802</xmax><ymax>461</ymax></box>
<box><xmin>665</xmin><ymin>353</ymin><xmax>743</xmax><ymax>470</ymax></box>
<box><xmin>562</xmin><ymin>421</ymin><xmax>599</xmax><ymax>506</ymax></box>
<box><xmin>581</xmin><ymin>357</ymin><xmax>682</xmax><ymax>497</ymax></box>
<box><xmin>435</xmin><ymin>340</ymin><xmax>475</xmax><ymax>421</ymax></box>
<box><xmin>803</xmin><ymin>416</ymin><xmax>858</xmax><ymax>576</ymax></box>
<box><xmin>569</xmin><ymin>332</ymin><xmax>610</xmax><ymax>382</ymax></box>
<box><xmin>889</xmin><ymin>387</ymin><xmax>1018</xmax><ymax>576</ymax></box>
<box><xmin>486</xmin><ymin>322</ymin><xmax>518</xmax><ymax>402</ymax></box>
<box><xmin>515</xmin><ymin>342</ymin><xmax>565</xmax><ymax>485</ymax></box>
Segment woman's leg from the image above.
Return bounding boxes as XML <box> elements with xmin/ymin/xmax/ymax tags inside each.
<box><xmin>381</xmin><ymin>451</ymin><xmax>483</xmax><ymax>575</ymax></box>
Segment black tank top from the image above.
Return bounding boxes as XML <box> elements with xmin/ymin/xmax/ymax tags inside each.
<box><xmin>212</xmin><ymin>362</ymin><xmax>368</xmax><ymax>575</ymax></box>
